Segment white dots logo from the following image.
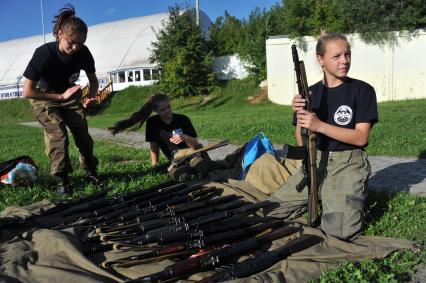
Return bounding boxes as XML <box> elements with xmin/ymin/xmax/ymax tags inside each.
<box><xmin>334</xmin><ymin>105</ymin><xmax>353</xmax><ymax>125</ymax></box>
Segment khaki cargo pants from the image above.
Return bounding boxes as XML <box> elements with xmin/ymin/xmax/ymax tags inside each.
<box><xmin>267</xmin><ymin>149</ymin><xmax>371</xmax><ymax>240</ymax></box>
<box><xmin>30</xmin><ymin>97</ymin><xmax>97</xmax><ymax>176</ymax></box>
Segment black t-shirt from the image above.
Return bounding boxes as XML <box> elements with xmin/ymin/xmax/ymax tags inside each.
<box><xmin>146</xmin><ymin>114</ymin><xmax>197</xmax><ymax>159</ymax></box>
<box><xmin>293</xmin><ymin>77</ymin><xmax>378</xmax><ymax>151</ymax></box>
<box><xmin>24</xmin><ymin>41</ymin><xmax>95</xmax><ymax>93</ymax></box>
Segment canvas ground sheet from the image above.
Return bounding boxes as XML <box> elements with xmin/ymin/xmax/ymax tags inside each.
<box><xmin>0</xmin><ymin>180</ymin><xmax>417</xmax><ymax>283</ymax></box>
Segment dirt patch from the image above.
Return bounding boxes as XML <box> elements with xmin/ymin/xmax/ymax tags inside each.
<box><xmin>247</xmin><ymin>87</ymin><xmax>268</xmax><ymax>104</ymax></box>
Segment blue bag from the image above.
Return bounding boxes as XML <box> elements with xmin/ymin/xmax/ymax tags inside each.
<box><xmin>239</xmin><ymin>132</ymin><xmax>276</xmax><ymax>179</ymax></box>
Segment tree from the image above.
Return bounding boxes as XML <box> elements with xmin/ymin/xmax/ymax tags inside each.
<box><xmin>338</xmin><ymin>0</ymin><xmax>426</xmax><ymax>44</ymax></box>
<box><xmin>281</xmin><ymin>0</ymin><xmax>426</xmax><ymax>44</ymax></box>
<box><xmin>209</xmin><ymin>11</ymin><xmax>245</xmax><ymax>56</ymax></box>
<box><xmin>238</xmin><ymin>5</ymin><xmax>285</xmax><ymax>80</ymax></box>
<box><xmin>150</xmin><ymin>6</ymin><xmax>215</xmax><ymax>97</ymax></box>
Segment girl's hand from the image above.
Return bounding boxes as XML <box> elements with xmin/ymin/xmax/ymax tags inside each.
<box><xmin>296</xmin><ymin>110</ymin><xmax>322</xmax><ymax>132</ymax></box>
<box><xmin>83</xmin><ymin>96</ymin><xmax>98</xmax><ymax>108</ymax></box>
<box><xmin>169</xmin><ymin>133</ymin><xmax>185</xmax><ymax>145</ymax></box>
<box><xmin>61</xmin><ymin>85</ymin><xmax>81</xmax><ymax>101</ymax></box>
<box><xmin>292</xmin><ymin>95</ymin><xmax>306</xmax><ymax>112</ymax></box>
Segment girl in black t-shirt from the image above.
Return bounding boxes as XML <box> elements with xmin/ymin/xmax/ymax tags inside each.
<box><xmin>109</xmin><ymin>93</ymin><xmax>199</xmax><ymax>166</ymax></box>
<box><xmin>23</xmin><ymin>5</ymin><xmax>99</xmax><ymax>195</ymax></box>
<box><xmin>272</xmin><ymin>32</ymin><xmax>378</xmax><ymax>239</ymax></box>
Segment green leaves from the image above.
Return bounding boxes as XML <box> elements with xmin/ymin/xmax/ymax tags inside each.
<box><xmin>150</xmin><ymin>5</ymin><xmax>215</xmax><ymax>98</ymax></box>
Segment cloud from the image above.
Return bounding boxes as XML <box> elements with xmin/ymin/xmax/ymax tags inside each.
<box><xmin>105</xmin><ymin>8</ymin><xmax>116</xmax><ymax>15</ymax></box>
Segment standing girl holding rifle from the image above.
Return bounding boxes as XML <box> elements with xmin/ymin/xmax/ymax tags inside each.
<box><xmin>269</xmin><ymin>32</ymin><xmax>378</xmax><ymax>240</ymax></box>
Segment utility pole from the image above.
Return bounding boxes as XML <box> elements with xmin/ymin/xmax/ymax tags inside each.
<box><xmin>40</xmin><ymin>0</ymin><xmax>46</xmax><ymax>43</ymax></box>
<box><xmin>195</xmin><ymin>0</ymin><xmax>200</xmax><ymax>26</ymax></box>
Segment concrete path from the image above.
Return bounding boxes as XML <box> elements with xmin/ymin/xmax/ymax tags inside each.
<box><xmin>21</xmin><ymin>122</ymin><xmax>426</xmax><ymax>196</ymax></box>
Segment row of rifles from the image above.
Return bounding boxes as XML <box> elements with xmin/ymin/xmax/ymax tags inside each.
<box><xmin>49</xmin><ymin>180</ymin><xmax>323</xmax><ymax>282</ymax></box>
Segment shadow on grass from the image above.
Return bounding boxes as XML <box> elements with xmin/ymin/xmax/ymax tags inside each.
<box><xmin>364</xmin><ymin>189</ymin><xmax>396</xmax><ymax>227</ymax></box>
<box><xmin>100</xmin><ymin>163</ymin><xmax>169</xmax><ymax>183</ymax></box>
<box><xmin>368</xmin><ymin>157</ymin><xmax>426</xmax><ymax>195</ymax></box>
<box><xmin>419</xmin><ymin>149</ymin><xmax>426</xmax><ymax>159</ymax></box>
<box><xmin>195</xmin><ymin>96</ymin><xmax>233</xmax><ymax>110</ymax></box>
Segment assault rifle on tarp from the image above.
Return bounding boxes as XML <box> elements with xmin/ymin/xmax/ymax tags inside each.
<box><xmin>100</xmin><ymin>217</ymin><xmax>285</xmax><ymax>267</ymax></box>
<box><xmin>198</xmin><ymin>233</ymin><xmax>323</xmax><ymax>282</ymax></box>
<box><xmin>125</xmin><ymin>226</ymin><xmax>322</xmax><ymax>283</ymax></box>
<box><xmin>84</xmin><ymin>200</ymin><xmax>274</xmax><ymax>254</ymax></box>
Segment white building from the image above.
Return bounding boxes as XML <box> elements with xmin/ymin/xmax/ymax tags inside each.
<box><xmin>266</xmin><ymin>31</ymin><xmax>426</xmax><ymax>105</ymax></box>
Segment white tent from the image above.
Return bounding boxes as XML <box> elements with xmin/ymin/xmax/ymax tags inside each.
<box><xmin>0</xmin><ymin>10</ymin><xmax>212</xmax><ymax>97</ymax></box>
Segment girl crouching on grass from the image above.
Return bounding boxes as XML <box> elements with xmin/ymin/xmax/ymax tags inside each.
<box><xmin>109</xmin><ymin>93</ymin><xmax>223</xmax><ymax>180</ymax></box>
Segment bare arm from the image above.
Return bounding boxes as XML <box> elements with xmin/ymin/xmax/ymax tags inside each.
<box><xmin>169</xmin><ymin>133</ymin><xmax>199</xmax><ymax>149</ymax></box>
<box><xmin>23</xmin><ymin>79</ymin><xmax>80</xmax><ymax>101</ymax></box>
<box><xmin>295</xmin><ymin>124</ymin><xmax>303</xmax><ymax>146</ymax></box>
<box><xmin>82</xmin><ymin>73</ymin><xmax>99</xmax><ymax>107</ymax></box>
<box><xmin>296</xmin><ymin>110</ymin><xmax>371</xmax><ymax>147</ymax></box>
<box><xmin>150</xmin><ymin>142</ymin><xmax>160</xmax><ymax>166</ymax></box>
<box><xmin>86</xmin><ymin>72</ymin><xmax>99</xmax><ymax>98</ymax></box>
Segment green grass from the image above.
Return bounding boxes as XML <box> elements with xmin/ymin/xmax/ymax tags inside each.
<box><xmin>312</xmin><ymin>191</ymin><xmax>426</xmax><ymax>283</ymax></box>
<box><xmin>0</xmin><ymin>78</ymin><xmax>425</xmax><ymax>282</ymax></box>
<box><xmin>0</xmin><ymin>123</ymin><xmax>169</xmax><ymax>211</ymax></box>
<box><xmin>4</xmin><ymin>79</ymin><xmax>426</xmax><ymax>157</ymax></box>
<box><xmin>92</xmin><ymin>80</ymin><xmax>426</xmax><ymax>157</ymax></box>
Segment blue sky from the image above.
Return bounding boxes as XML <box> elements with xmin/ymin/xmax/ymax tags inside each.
<box><xmin>0</xmin><ymin>0</ymin><xmax>281</xmax><ymax>42</ymax></box>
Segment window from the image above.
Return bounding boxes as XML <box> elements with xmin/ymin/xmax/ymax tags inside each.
<box><xmin>143</xmin><ymin>69</ymin><xmax>151</xmax><ymax>81</ymax></box>
<box><xmin>118</xmin><ymin>72</ymin><xmax>125</xmax><ymax>83</ymax></box>
<box><xmin>152</xmin><ymin>69</ymin><xmax>159</xmax><ymax>80</ymax></box>
<box><xmin>127</xmin><ymin>71</ymin><xmax>133</xmax><ymax>82</ymax></box>
<box><xmin>135</xmin><ymin>70</ymin><xmax>141</xmax><ymax>81</ymax></box>
<box><xmin>110</xmin><ymin>73</ymin><xmax>117</xmax><ymax>83</ymax></box>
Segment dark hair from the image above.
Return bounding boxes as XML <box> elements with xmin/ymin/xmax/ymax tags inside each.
<box><xmin>52</xmin><ymin>4</ymin><xmax>88</xmax><ymax>40</ymax></box>
<box><xmin>316</xmin><ymin>31</ymin><xmax>349</xmax><ymax>57</ymax></box>
<box><xmin>108</xmin><ymin>92</ymin><xmax>170</xmax><ymax>135</ymax></box>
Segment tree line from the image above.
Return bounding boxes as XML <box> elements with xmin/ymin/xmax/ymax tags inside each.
<box><xmin>151</xmin><ymin>1</ymin><xmax>426</xmax><ymax>97</ymax></box>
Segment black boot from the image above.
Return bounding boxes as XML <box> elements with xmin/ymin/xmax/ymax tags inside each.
<box><xmin>85</xmin><ymin>168</ymin><xmax>100</xmax><ymax>184</ymax></box>
<box><xmin>53</xmin><ymin>173</ymin><xmax>71</xmax><ymax>196</ymax></box>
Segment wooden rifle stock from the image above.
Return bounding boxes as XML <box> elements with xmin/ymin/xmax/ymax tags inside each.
<box><xmin>127</xmin><ymin>226</ymin><xmax>300</xmax><ymax>283</ymax></box>
<box><xmin>232</xmin><ymin>234</ymin><xmax>323</xmax><ymax>277</ymax></box>
<box><xmin>291</xmin><ymin>44</ymin><xmax>318</xmax><ymax>227</ymax></box>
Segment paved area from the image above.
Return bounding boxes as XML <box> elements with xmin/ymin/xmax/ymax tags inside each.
<box><xmin>21</xmin><ymin>122</ymin><xmax>426</xmax><ymax>196</ymax></box>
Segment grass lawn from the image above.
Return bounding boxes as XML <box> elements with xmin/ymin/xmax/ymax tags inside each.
<box><xmin>0</xmin><ymin>78</ymin><xmax>425</xmax><ymax>282</ymax></box>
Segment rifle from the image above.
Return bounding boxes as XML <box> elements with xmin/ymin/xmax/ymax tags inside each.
<box><xmin>291</xmin><ymin>44</ymin><xmax>318</xmax><ymax>227</ymax></box>
<box><xmin>101</xmin><ymin>217</ymin><xmax>285</xmax><ymax>268</ymax></box>
<box><xmin>53</xmin><ymin>180</ymin><xmax>178</xmax><ymax>226</ymax></box>
<box><xmin>125</xmin><ymin>226</ymin><xmax>300</xmax><ymax>283</ymax></box>
<box><xmin>172</xmin><ymin>139</ymin><xmax>229</xmax><ymax>167</ymax></box>
<box><xmin>111</xmin><ymin>200</ymin><xmax>273</xmax><ymax>248</ymax></box>
<box><xmin>82</xmin><ymin>196</ymin><xmax>250</xmax><ymax>254</ymax></box>
<box><xmin>96</xmin><ymin>194</ymin><xmax>242</xmax><ymax>236</ymax></box>
<box><xmin>90</xmin><ymin>183</ymin><xmax>215</xmax><ymax>228</ymax></box>
<box><xmin>198</xmin><ymin>233</ymin><xmax>323</xmax><ymax>282</ymax></box>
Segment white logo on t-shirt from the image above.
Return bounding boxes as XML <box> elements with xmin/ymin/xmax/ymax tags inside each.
<box><xmin>68</xmin><ymin>72</ymin><xmax>80</xmax><ymax>84</ymax></box>
<box><xmin>334</xmin><ymin>105</ymin><xmax>353</xmax><ymax>125</ymax></box>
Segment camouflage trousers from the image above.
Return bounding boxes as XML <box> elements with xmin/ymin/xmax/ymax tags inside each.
<box><xmin>30</xmin><ymin>98</ymin><xmax>98</xmax><ymax>176</ymax></box>
<box><xmin>267</xmin><ymin>149</ymin><xmax>371</xmax><ymax>240</ymax></box>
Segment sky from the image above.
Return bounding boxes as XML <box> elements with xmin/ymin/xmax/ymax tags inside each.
<box><xmin>0</xmin><ymin>0</ymin><xmax>281</xmax><ymax>42</ymax></box>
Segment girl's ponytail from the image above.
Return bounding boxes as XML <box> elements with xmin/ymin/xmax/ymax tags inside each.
<box><xmin>108</xmin><ymin>92</ymin><xmax>169</xmax><ymax>135</ymax></box>
<box><xmin>52</xmin><ymin>4</ymin><xmax>87</xmax><ymax>40</ymax></box>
